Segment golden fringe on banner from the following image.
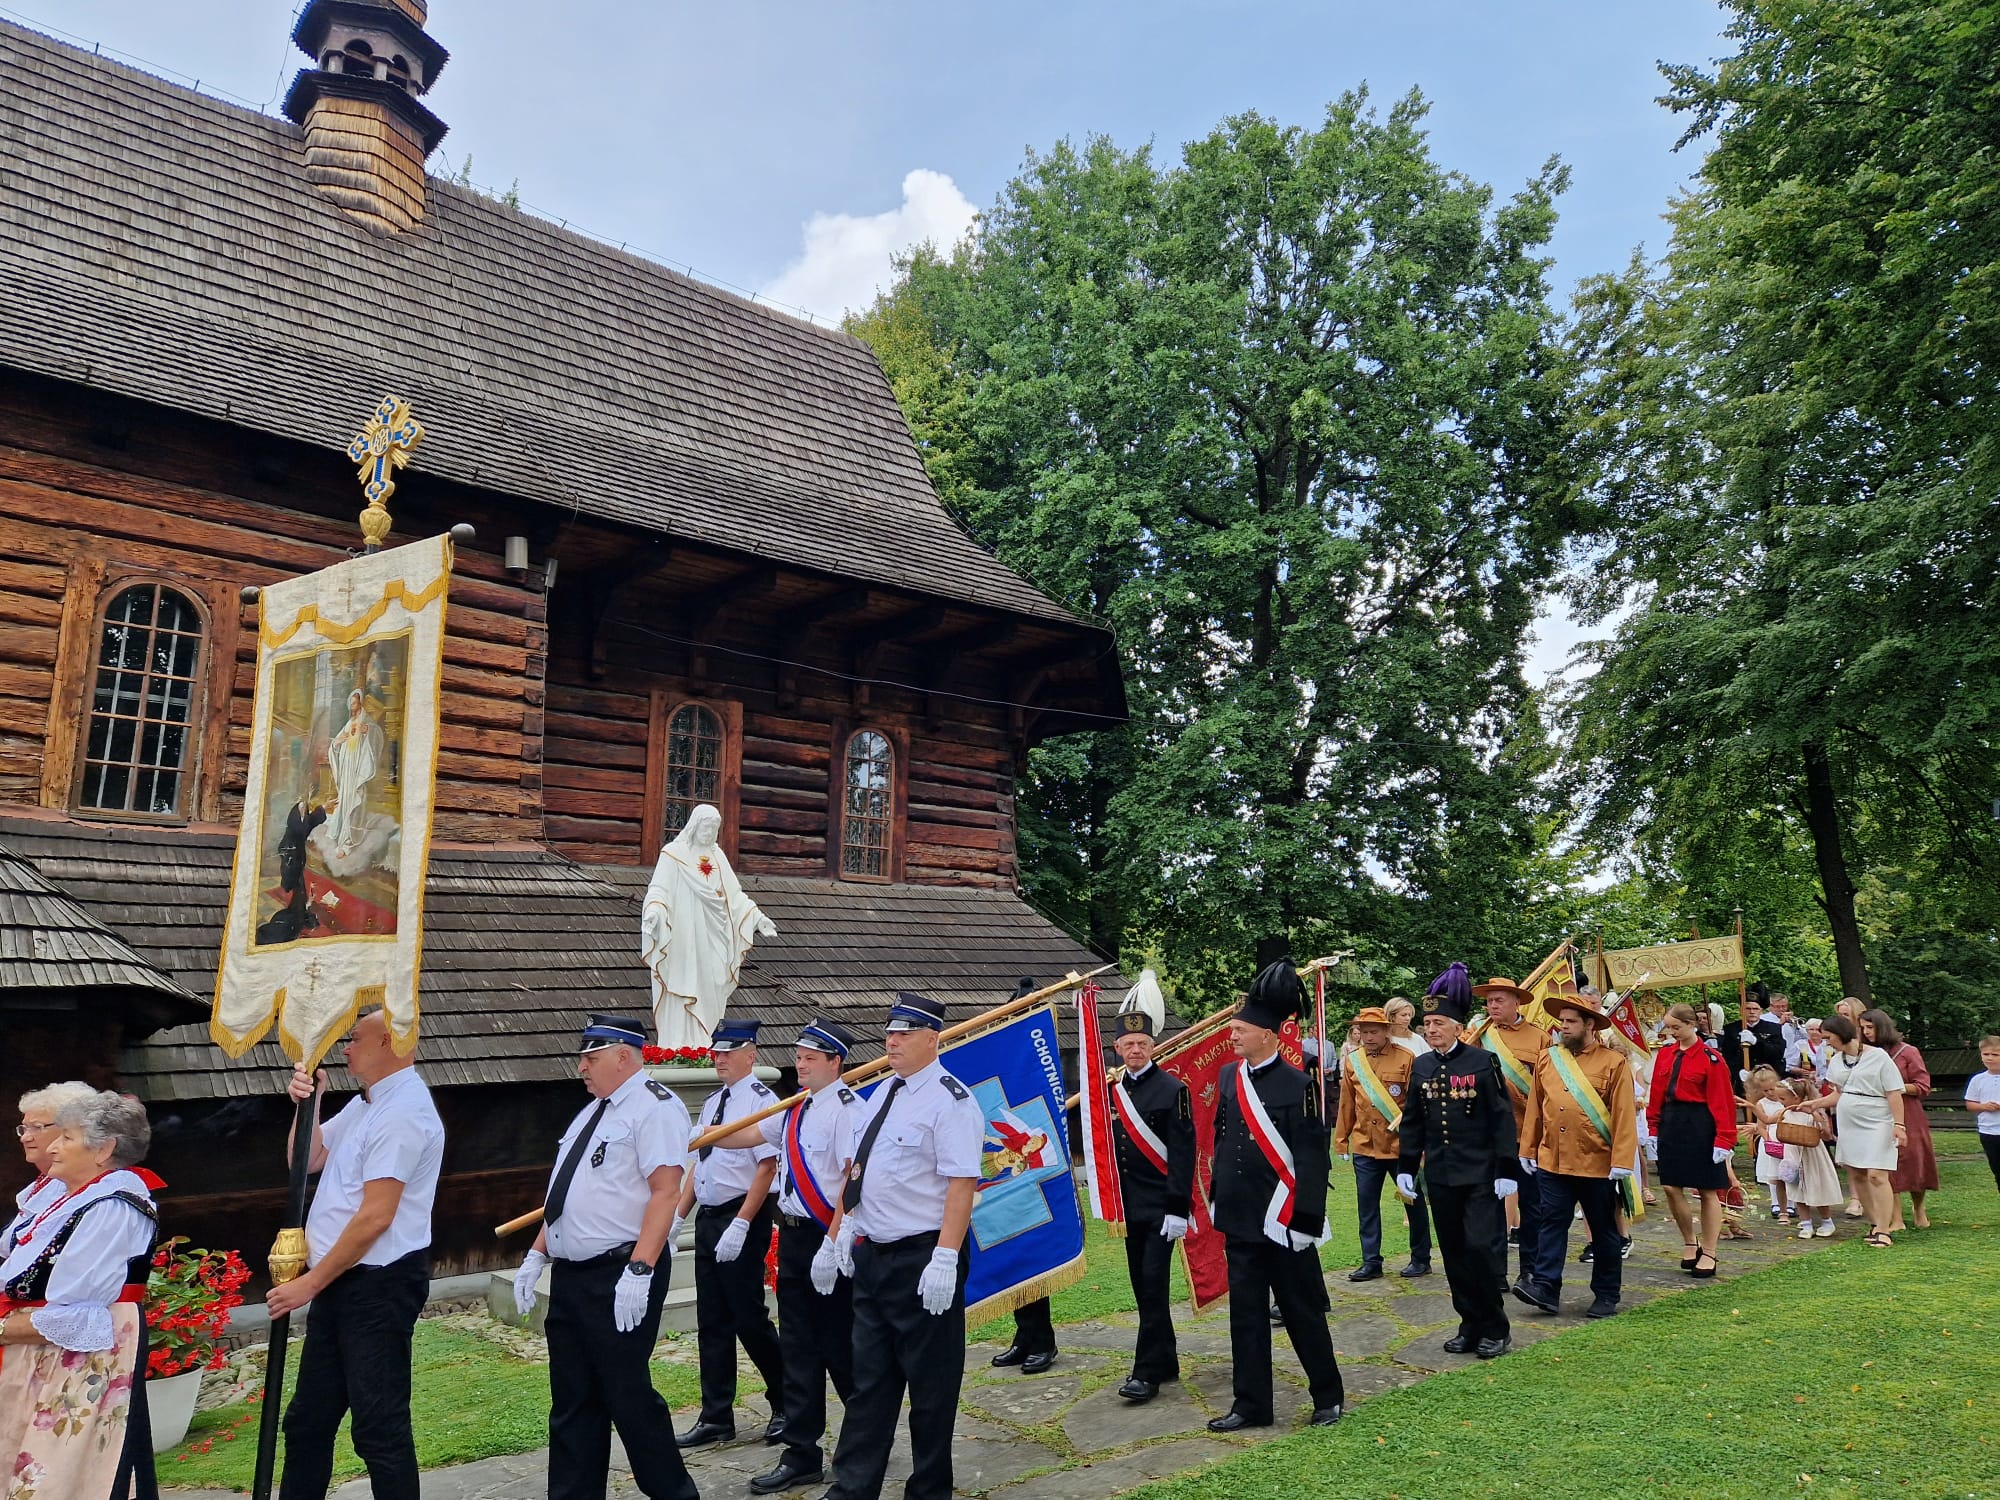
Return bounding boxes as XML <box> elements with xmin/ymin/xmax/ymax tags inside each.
<box><xmin>965</xmin><ymin>1251</ymin><xmax>1088</xmax><ymax>1326</ymax></box>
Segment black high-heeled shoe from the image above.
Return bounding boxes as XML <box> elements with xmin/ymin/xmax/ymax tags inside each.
<box><xmin>1691</xmin><ymin>1249</ymin><xmax>1718</xmax><ymax>1279</ymax></box>
<box><xmin>1680</xmin><ymin>1242</ymin><xmax>1699</xmax><ymax>1271</ymax></box>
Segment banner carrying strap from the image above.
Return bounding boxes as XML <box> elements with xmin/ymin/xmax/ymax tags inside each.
<box><xmin>782</xmin><ymin>1100</ymin><xmax>836</xmax><ymax>1231</ymax></box>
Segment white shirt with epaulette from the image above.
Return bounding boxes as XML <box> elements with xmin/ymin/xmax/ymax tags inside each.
<box><xmin>544</xmin><ymin>1070</ymin><xmax>690</xmax><ymax>1261</ymax></box>
<box><xmin>692</xmin><ymin>1075</ymin><xmax>781</xmax><ymax>1206</ymax></box>
<box><xmin>756</xmin><ymin>1083</ymin><xmax>859</xmax><ymax>1221</ymax></box>
<box><xmin>845</xmin><ymin>1058</ymin><xmax>985</xmax><ymax>1244</ymax></box>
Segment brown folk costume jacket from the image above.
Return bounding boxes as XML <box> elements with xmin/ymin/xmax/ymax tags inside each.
<box><xmin>1468</xmin><ymin>1016</ymin><xmax>1549</xmax><ymax>1137</ymax></box>
<box><xmin>1522</xmin><ymin>1040</ymin><xmax>1639</xmax><ymax>1178</ymax></box>
<box><xmin>1334</xmin><ymin>1044</ymin><xmax>1414</xmax><ymax>1161</ymax></box>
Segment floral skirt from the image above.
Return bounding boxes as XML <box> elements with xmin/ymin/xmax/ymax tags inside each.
<box><xmin>0</xmin><ymin>1302</ymin><xmax>140</xmax><ymax>1499</ymax></box>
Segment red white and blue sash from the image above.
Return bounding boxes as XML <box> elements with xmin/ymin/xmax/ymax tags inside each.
<box><xmin>783</xmin><ymin>1100</ymin><xmax>837</xmax><ymax>1230</ymax></box>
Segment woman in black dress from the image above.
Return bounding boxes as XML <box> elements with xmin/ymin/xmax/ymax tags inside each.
<box><xmin>1644</xmin><ymin>1004</ymin><xmax>1737</xmax><ymax>1278</ymax></box>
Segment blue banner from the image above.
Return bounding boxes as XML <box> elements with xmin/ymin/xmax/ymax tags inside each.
<box><xmin>864</xmin><ymin>1004</ymin><xmax>1086</xmax><ymax>1321</ymax></box>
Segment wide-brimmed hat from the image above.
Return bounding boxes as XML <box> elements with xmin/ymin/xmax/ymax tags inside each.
<box><xmin>1552</xmin><ymin>993</ymin><xmax>1613</xmax><ymax>1028</ymax></box>
<box><xmin>1472</xmin><ymin>977</ymin><xmax>1534</xmax><ymax>1007</ymax></box>
<box><xmin>1351</xmin><ymin>1006</ymin><xmax>1391</xmax><ymax>1027</ymax></box>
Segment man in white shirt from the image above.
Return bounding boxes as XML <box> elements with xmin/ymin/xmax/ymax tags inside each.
<box><xmin>703</xmin><ymin>1016</ymin><xmax>862</xmax><ymax>1492</ymax></box>
<box><xmin>513</xmin><ymin>1014</ymin><xmax>696</xmax><ymax>1500</ymax></box>
<box><xmin>673</xmin><ymin>1018</ymin><xmax>788</xmax><ymax>1449</ymax></box>
<box><xmin>267</xmin><ymin>1007</ymin><xmax>444</xmax><ymax>1500</ymax></box>
<box><xmin>823</xmin><ymin>993</ymin><xmax>985</xmax><ymax>1500</ymax></box>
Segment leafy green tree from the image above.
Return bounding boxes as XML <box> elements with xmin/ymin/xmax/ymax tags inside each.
<box><xmin>853</xmin><ymin>95</ymin><xmax>1579</xmax><ymax>1006</ymax></box>
<box><xmin>1559</xmin><ymin>0</ymin><xmax>2000</xmax><ymax>1008</ymax></box>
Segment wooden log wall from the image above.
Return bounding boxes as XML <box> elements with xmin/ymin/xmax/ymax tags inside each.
<box><xmin>0</xmin><ymin>379</ymin><xmax>546</xmax><ymax>842</ymax></box>
<box><xmin>544</xmin><ymin>608</ymin><xmax>1022</xmax><ymax>887</ymax></box>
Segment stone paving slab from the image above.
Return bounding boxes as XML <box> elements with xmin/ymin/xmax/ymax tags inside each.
<box><xmin>163</xmin><ymin>1185</ymin><xmax>1832</xmax><ymax>1499</ymax></box>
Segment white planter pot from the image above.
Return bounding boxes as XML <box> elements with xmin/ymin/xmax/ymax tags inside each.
<box><xmin>643</xmin><ymin>1064</ymin><xmax>780</xmax><ymax>1112</ymax></box>
<box><xmin>147</xmin><ymin>1366</ymin><xmax>203</xmax><ymax>1453</ymax></box>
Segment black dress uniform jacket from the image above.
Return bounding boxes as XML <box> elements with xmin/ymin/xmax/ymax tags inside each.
<box><xmin>1397</xmin><ymin>1043</ymin><xmax>1519</xmax><ymax>1188</ymax></box>
<box><xmin>1111</xmin><ymin>1065</ymin><xmax>1196</xmax><ymax>1222</ymax></box>
<box><xmin>1211</xmin><ymin>1057</ymin><xmax>1330</xmax><ymax>1239</ymax></box>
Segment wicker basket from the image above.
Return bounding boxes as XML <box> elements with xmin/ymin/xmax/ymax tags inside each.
<box><xmin>1774</xmin><ymin>1120</ymin><xmax>1822</xmax><ymax>1148</ymax></box>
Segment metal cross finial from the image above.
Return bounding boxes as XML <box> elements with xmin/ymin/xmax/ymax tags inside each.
<box><xmin>346</xmin><ymin>396</ymin><xmax>427</xmax><ymax>551</ymax></box>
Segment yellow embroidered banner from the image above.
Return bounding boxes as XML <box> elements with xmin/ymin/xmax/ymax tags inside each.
<box><xmin>212</xmin><ymin>534</ymin><xmax>453</xmax><ymax>1068</ymax></box>
<box><xmin>1593</xmin><ymin>935</ymin><xmax>1745</xmax><ymax>992</ymax></box>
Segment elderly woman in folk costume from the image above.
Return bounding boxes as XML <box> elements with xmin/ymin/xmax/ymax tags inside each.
<box><xmin>641</xmin><ymin>804</ymin><xmax>779</xmax><ymax>1050</ymax></box>
<box><xmin>0</xmin><ymin>1090</ymin><xmax>162</xmax><ymax>1499</ymax></box>
<box><xmin>9</xmin><ymin>1081</ymin><xmax>101</xmax><ymax>1255</ymax></box>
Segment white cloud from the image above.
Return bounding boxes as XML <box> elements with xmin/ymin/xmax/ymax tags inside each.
<box><xmin>760</xmin><ymin>169</ymin><xmax>977</xmax><ymax>324</ymax></box>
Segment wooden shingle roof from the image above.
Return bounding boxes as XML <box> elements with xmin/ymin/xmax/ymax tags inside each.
<box><xmin>0</xmin><ymin>19</ymin><xmax>1082</xmax><ymax>628</ymax></box>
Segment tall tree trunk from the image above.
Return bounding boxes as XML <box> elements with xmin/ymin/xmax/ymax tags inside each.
<box><xmin>1800</xmin><ymin>741</ymin><xmax>1871</xmax><ymax>1002</ymax></box>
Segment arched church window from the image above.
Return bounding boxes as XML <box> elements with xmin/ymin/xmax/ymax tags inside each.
<box><xmin>662</xmin><ymin>702</ymin><xmax>724</xmax><ymax>838</ymax></box>
<box><xmin>840</xmin><ymin>729</ymin><xmax>894</xmax><ymax>879</ymax></box>
<box><xmin>76</xmin><ymin>582</ymin><xmax>205</xmax><ymax>818</ymax></box>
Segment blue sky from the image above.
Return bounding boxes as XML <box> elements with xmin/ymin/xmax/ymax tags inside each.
<box><xmin>19</xmin><ymin>0</ymin><xmax>1726</xmax><ymax>673</ymax></box>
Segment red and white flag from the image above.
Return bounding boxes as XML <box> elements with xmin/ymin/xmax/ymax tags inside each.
<box><xmin>1075</xmin><ymin>981</ymin><xmax>1126</xmax><ymax>1235</ymax></box>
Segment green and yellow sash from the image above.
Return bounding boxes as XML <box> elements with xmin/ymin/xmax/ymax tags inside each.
<box><xmin>1476</xmin><ymin>1021</ymin><xmax>1534</xmax><ymax>1099</ymax></box>
<box><xmin>1546</xmin><ymin>1044</ymin><xmax>1643</xmax><ymax>1221</ymax></box>
<box><xmin>1348</xmin><ymin>1046</ymin><xmax>1402</xmax><ymax>1132</ymax></box>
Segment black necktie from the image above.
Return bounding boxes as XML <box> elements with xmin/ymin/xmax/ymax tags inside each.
<box><xmin>699</xmin><ymin>1086</ymin><xmax>730</xmax><ymax>1162</ymax></box>
<box><xmin>544</xmin><ymin>1098</ymin><xmax>609</xmax><ymax>1225</ymax></box>
<box><xmin>842</xmin><ymin>1078</ymin><xmax>905</xmax><ymax>1212</ymax></box>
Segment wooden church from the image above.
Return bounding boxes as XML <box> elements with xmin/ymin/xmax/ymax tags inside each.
<box><xmin>0</xmin><ymin>0</ymin><xmax>1126</xmax><ymax>1273</ymax></box>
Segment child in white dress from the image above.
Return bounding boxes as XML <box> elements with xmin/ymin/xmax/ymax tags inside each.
<box><xmin>1784</xmin><ymin>1076</ymin><xmax>1841</xmax><ymax>1236</ymax></box>
<box><xmin>1749</xmin><ymin>1068</ymin><xmax>1797</xmax><ymax>1221</ymax></box>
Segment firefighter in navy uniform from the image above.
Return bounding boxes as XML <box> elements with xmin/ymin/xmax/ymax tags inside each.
<box><xmin>1105</xmin><ymin>1003</ymin><xmax>1196</xmax><ymax>1403</ymax></box>
<box><xmin>1205</xmin><ymin>958</ymin><xmax>1345</xmax><ymax>1432</ymax></box>
<box><xmin>1397</xmin><ymin>963</ymin><xmax>1520</xmax><ymax>1359</ymax></box>
<box><xmin>511</xmin><ymin>1015</ymin><xmax>698</xmax><ymax>1500</ymax></box>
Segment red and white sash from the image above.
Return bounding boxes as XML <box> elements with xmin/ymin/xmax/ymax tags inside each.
<box><xmin>1234</xmin><ymin>1065</ymin><xmax>1329</xmax><ymax>1248</ymax></box>
<box><xmin>1112</xmin><ymin>1074</ymin><xmax>1169</xmax><ymax>1176</ymax></box>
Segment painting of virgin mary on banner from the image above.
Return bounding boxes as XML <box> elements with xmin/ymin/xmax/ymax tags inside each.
<box><xmin>212</xmin><ymin>534</ymin><xmax>453</xmax><ymax>1069</ymax></box>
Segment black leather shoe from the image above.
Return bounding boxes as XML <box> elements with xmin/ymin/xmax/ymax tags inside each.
<box><xmin>990</xmin><ymin>1344</ymin><xmax>1027</xmax><ymax>1367</ymax></box>
<box><xmin>1579</xmin><ymin>1243</ymin><xmax>1595</xmax><ymax>1263</ymax></box>
<box><xmin>1475</xmin><ymin>1335</ymin><xmax>1513</xmax><ymax>1359</ymax></box>
<box><xmin>1118</xmin><ymin>1377</ymin><xmax>1158</xmax><ymax>1403</ymax></box>
<box><xmin>676</xmin><ymin>1420</ymin><xmax>735</xmax><ymax>1448</ymax></box>
<box><xmin>749</xmin><ymin>1461</ymin><xmax>824</xmax><ymax>1493</ymax></box>
<box><xmin>1399</xmin><ymin>1261</ymin><xmax>1432</xmax><ymax>1278</ymax></box>
<box><xmin>1021</xmin><ymin>1350</ymin><xmax>1058</xmax><ymax>1375</ymax></box>
<box><xmin>1346</xmin><ymin>1262</ymin><xmax>1384</xmax><ymax>1282</ymax></box>
<box><xmin>1441</xmin><ymin>1334</ymin><xmax>1475</xmax><ymax>1354</ymax></box>
<box><xmin>1308</xmin><ymin>1404</ymin><xmax>1344</xmax><ymax>1427</ymax></box>
<box><xmin>1585</xmin><ymin>1297</ymin><xmax>1619</xmax><ymax>1320</ymax></box>
<box><xmin>1268</xmin><ymin>1302</ymin><xmax>1284</xmax><ymax>1324</ymax></box>
<box><xmin>1506</xmin><ymin>1227</ymin><xmax>1521</xmax><ymax>1246</ymax></box>
<box><xmin>1511</xmin><ymin>1278</ymin><xmax>1560</xmax><ymax>1315</ymax></box>
<box><xmin>1206</xmin><ymin>1411</ymin><xmax>1271</xmax><ymax>1433</ymax></box>
<box><xmin>762</xmin><ymin>1415</ymin><xmax>787</xmax><ymax>1445</ymax></box>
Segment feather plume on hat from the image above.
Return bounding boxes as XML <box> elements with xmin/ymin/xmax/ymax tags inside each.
<box><xmin>1421</xmin><ymin>961</ymin><xmax>1475</xmax><ymax>1025</ymax></box>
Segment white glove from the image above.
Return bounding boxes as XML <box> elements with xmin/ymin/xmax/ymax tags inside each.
<box><xmin>1643</xmin><ymin>1138</ymin><xmax>1659</xmax><ymax>1163</ymax></box>
<box><xmin>833</xmin><ymin>1217</ymin><xmax>858</xmax><ymax>1276</ymax></box>
<box><xmin>512</xmin><ymin>1250</ymin><xmax>547</xmax><ymax>1319</ymax></box>
<box><xmin>1610</xmin><ymin>1166</ymin><xmax>1633</xmax><ymax>1182</ymax></box>
<box><xmin>1338</xmin><ymin>1153</ymin><xmax>1352</xmax><ymax>1163</ymax></box>
<box><xmin>612</xmin><ymin>1267</ymin><xmax>651</xmax><ymax>1333</ymax></box>
<box><xmin>1287</xmin><ymin>1230</ymin><xmax>1316</xmax><ymax>1252</ymax></box>
<box><xmin>1518</xmin><ymin>1156</ymin><xmax>1538</xmax><ymax>1176</ymax></box>
<box><xmin>917</xmin><ymin>1246</ymin><xmax>959</xmax><ymax>1316</ymax></box>
<box><xmin>1395</xmin><ymin>1173</ymin><xmax>1417</xmax><ymax>1199</ymax></box>
<box><xmin>714</xmin><ymin>1217</ymin><xmax>750</xmax><ymax>1264</ymax></box>
<box><xmin>810</xmin><ymin>1239</ymin><xmax>840</xmax><ymax>1295</ymax></box>
<box><xmin>668</xmin><ymin>1213</ymin><xmax>685</xmax><ymax>1249</ymax></box>
<box><xmin>1160</xmin><ymin>1214</ymin><xmax>1189</xmax><ymax>1241</ymax></box>
<box><xmin>1493</xmin><ymin>1178</ymin><xmax>1519</xmax><ymax>1199</ymax></box>
<box><xmin>1712</xmin><ymin>1146</ymin><xmax>1732</xmax><ymax>1164</ymax></box>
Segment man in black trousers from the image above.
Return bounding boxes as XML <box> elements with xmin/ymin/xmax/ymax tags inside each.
<box><xmin>1205</xmin><ymin>958</ymin><xmax>1345</xmax><ymax>1432</ymax></box>
<box><xmin>1106</xmin><ymin>1003</ymin><xmax>1196</xmax><ymax>1403</ymax></box>
<box><xmin>268</xmin><ymin>1008</ymin><xmax>444</xmax><ymax>1500</ymax></box>
<box><xmin>511</xmin><ymin>1015</ymin><xmax>697</xmax><ymax>1500</ymax></box>
<box><xmin>1397</xmin><ymin>963</ymin><xmax>1520</xmax><ymax>1360</ymax></box>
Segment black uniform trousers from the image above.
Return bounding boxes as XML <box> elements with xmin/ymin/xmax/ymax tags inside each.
<box><xmin>1427</xmin><ymin>1182</ymin><xmax>1511</xmax><ymax>1344</ymax></box>
<box><xmin>1123</xmin><ymin>1220</ymin><xmax>1179</xmax><ymax>1383</ymax></box>
<box><xmin>826</xmin><ymin>1231</ymin><xmax>967</xmax><ymax>1500</ymax></box>
<box><xmin>1010</xmin><ymin>1295</ymin><xmax>1056</xmax><ymax>1355</ymax></box>
<box><xmin>695</xmin><ymin>1197</ymin><xmax>785</xmax><ymax>1425</ymax></box>
<box><xmin>545</xmin><ymin>1253</ymin><xmax>698</xmax><ymax>1500</ymax></box>
<box><xmin>1352</xmin><ymin>1155</ymin><xmax>1432</xmax><ymax>1268</ymax></box>
<box><xmin>775</xmin><ymin>1215</ymin><xmax>855</xmax><ymax>1471</ymax></box>
<box><xmin>1222</xmin><ymin>1236</ymin><xmax>1343</xmax><ymax>1422</ymax></box>
<box><xmin>1511</xmin><ymin>1162</ymin><xmax>1552</xmax><ymax>1280</ymax></box>
<box><xmin>1530</xmin><ymin>1174</ymin><xmax>1622</xmax><ymax>1303</ymax></box>
<box><xmin>278</xmin><ymin>1249</ymin><xmax>429</xmax><ymax>1500</ymax></box>
<box><xmin>1983</xmin><ymin>1133</ymin><xmax>2000</xmax><ymax>1193</ymax></box>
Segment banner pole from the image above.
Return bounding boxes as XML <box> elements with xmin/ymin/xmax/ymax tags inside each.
<box><xmin>497</xmin><ymin>963</ymin><xmax>1117</xmax><ymax>1237</ymax></box>
<box><xmin>249</xmin><ymin>1094</ymin><xmax>315</xmax><ymax>1500</ymax></box>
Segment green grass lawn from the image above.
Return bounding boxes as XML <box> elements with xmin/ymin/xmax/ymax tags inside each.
<box><xmin>160</xmin><ymin>1321</ymin><xmax>712</xmax><ymax>1492</ymax></box>
<box><xmin>1131</xmin><ymin>1149</ymin><xmax>2000</xmax><ymax>1500</ymax></box>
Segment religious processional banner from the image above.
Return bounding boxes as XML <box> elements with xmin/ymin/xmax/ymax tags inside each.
<box><xmin>925</xmin><ymin>1003</ymin><xmax>1087</xmax><ymax>1323</ymax></box>
<box><xmin>1159</xmin><ymin>1014</ymin><xmax>1305</xmax><ymax>1314</ymax></box>
<box><xmin>212</xmin><ymin>533</ymin><xmax>453</xmax><ymax>1070</ymax></box>
<box><xmin>1592</xmin><ymin>935</ymin><xmax>1745</xmax><ymax>992</ymax></box>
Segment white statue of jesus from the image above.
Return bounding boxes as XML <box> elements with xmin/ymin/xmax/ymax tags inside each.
<box><xmin>323</xmin><ymin>690</ymin><xmax>383</xmax><ymax>854</ymax></box>
<box><xmin>641</xmin><ymin>805</ymin><xmax>777</xmax><ymax>1049</ymax></box>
